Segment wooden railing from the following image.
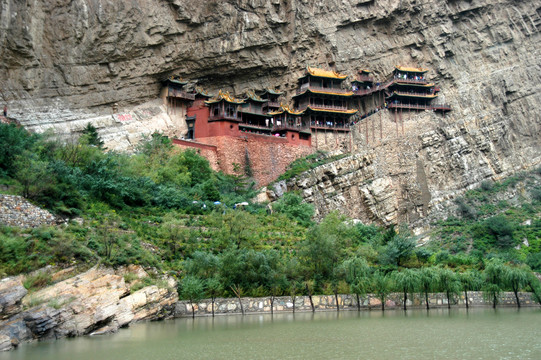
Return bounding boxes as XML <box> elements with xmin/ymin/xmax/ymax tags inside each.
<box><xmin>387</xmin><ymin>103</ymin><xmax>451</xmax><ymax>111</ymax></box>
<box><xmin>310</xmin><ymin>122</ymin><xmax>351</xmax><ymax>131</ymax></box>
<box><xmin>272</xmin><ymin>125</ymin><xmax>310</xmax><ymax>133</ymax></box>
<box><xmin>298</xmin><ymin>104</ymin><xmax>349</xmax><ymax>112</ymax></box>
<box><xmin>391</xmin><ymin>91</ymin><xmax>437</xmax><ymax>97</ymax></box>
<box><xmin>209</xmin><ymin>114</ymin><xmax>241</xmax><ymax>121</ymax></box>
<box><xmin>297</xmin><ymin>84</ymin><xmax>351</xmax><ymax>95</ymax></box>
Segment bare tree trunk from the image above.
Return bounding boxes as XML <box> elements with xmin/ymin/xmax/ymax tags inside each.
<box><xmin>356</xmin><ymin>293</ymin><xmax>361</xmax><ymax>311</ymax></box>
<box><xmin>513</xmin><ymin>288</ymin><xmax>521</xmax><ymax>308</ymax></box>
<box><xmin>306</xmin><ymin>284</ymin><xmax>315</xmax><ymax>312</ymax></box>
<box><xmin>231</xmin><ymin>285</ymin><xmax>244</xmax><ymax>315</ymax></box>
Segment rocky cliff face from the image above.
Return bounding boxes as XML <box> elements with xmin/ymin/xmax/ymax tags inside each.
<box><xmin>1</xmin><ymin>0</ymin><xmax>540</xmax><ymax>221</ymax></box>
<box><xmin>0</xmin><ymin>266</ymin><xmax>177</xmax><ymax>351</ymax></box>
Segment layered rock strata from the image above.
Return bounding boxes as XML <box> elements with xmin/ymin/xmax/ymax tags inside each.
<box><xmin>0</xmin><ymin>266</ymin><xmax>177</xmax><ymax>351</ymax></box>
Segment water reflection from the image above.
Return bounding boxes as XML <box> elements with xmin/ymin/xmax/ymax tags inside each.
<box><xmin>1</xmin><ymin>308</ymin><xmax>540</xmax><ymax>360</ymax></box>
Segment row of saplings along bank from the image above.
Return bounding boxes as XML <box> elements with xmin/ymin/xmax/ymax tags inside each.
<box><xmin>178</xmin><ymin>254</ymin><xmax>541</xmax><ymax>318</ymax></box>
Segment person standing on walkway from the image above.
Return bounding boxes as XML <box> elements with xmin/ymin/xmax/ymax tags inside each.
<box><xmin>3</xmin><ymin>105</ymin><xmax>6</xmax><ymax>117</ymax></box>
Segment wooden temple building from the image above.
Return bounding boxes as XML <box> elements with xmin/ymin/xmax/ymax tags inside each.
<box><xmin>165</xmin><ymin>65</ymin><xmax>450</xmax><ymax>185</ymax></box>
<box><xmin>293</xmin><ymin>66</ymin><xmax>357</xmax><ymax>131</ymax></box>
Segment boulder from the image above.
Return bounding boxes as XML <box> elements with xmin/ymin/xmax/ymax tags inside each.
<box><xmin>0</xmin><ymin>277</ymin><xmax>27</xmax><ymax>319</ymax></box>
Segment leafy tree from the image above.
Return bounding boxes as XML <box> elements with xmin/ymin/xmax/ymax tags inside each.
<box><xmin>458</xmin><ymin>269</ymin><xmax>482</xmax><ymax>309</ymax></box>
<box><xmin>272</xmin><ymin>192</ymin><xmax>314</xmax><ymax>227</ymax></box>
<box><xmin>437</xmin><ymin>267</ymin><xmax>460</xmax><ymax>309</ymax></box>
<box><xmin>301</xmin><ymin>225</ymin><xmax>341</xmax><ymax>282</ymax></box>
<box><xmin>0</xmin><ymin>123</ymin><xmax>39</xmax><ymax>177</ymax></box>
<box><xmin>379</xmin><ymin>230</ymin><xmax>416</xmax><ymax>267</ymax></box>
<box><xmin>483</xmin><ymin>259</ymin><xmax>506</xmax><ymax>308</ymax></box>
<box><xmin>372</xmin><ymin>271</ymin><xmax>392</xmax><ymax>311</ymax></box>
<box><xmin>180</xmin><ymin>275</ymin><xmax>206</xmax><ymax>318</ymax></box>
<box><xmin>419</xmin><ymin>267</ymin><xmax>438</xmax><ymax>310</ymax></box>
<box><xmin>81</xmin><ymin>123</ymin><xmax>104</xmax><ymax>149</ymax></box>
<box><xmin>504</xmin><ymin>265</ymin><xmax>530</xmax><ymax>307</ymax></box>
<box><xmin>304</xmin><ymin>279</ymin><xmax>316</xmax><ymax>312</ymax></box>
<box><xmin>205</xmin><ymin>277</ymin><xmax>223</xmax><ymax>317</ymax></box>
<box><xmin>13</xmin><ymin>151</ymin><xmax>54</xmax><ymax>199</ymax></box>
<box><xmin>329</xmin><ymin>266</ymin><xmax>346</xmax><ymax>311</ymax></box>
<box><xmin>284</xmin><ymin>257</ymin><xmax>303</xmax><ymax>313</ymax></box>
<box><xmin>526</xmin><ymin>271</ymin><xmax>541</xmax><ymax>305</ymax></box>
<box><xmin>393</xmin><ymin>269</ymin><xmax>420</xmax><ymax>310</ymax></box>
<box><xmin>342</xmin><ymin>256</ymin><xmax>371</xmax><ymax>311</ymax></box>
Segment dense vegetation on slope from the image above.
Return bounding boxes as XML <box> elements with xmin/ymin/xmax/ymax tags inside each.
<box><xmin>1</xmin><ymin>123</ymin><xmax>540</xmax><ymax>306</ymax></box>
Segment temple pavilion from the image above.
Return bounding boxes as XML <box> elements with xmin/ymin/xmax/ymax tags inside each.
<box><xmin>238</xmin><ymin>91</ymin><xmax>272</xmax><ymax>134</ymax></box>
<box><xmin>293</xmin><ymin>66</ymin><xmax>357</xmax><ymax>131</ymax></box>
<box><xmin>257</xmin><ymin>89</ymin><xmax>284</xmax><ymax>113</ymax></box>
<box><xmin>386</xmin><ymin>66</ymin><xmax>450</xmax><ymax>112</ymax></box>
<box><xmin>351</xmin><ymin>70</ymin><xmax>375</xmax><ymax>94</ymax></box>
<box><xmin>161</xmin><ymin>76</ymin><xmax>196</xmax><ymax>115</ymax></box>
<box><xmin>205</xmin><ymin>90</ymin><xmax>244</xmax><ymax>122</ymax></box>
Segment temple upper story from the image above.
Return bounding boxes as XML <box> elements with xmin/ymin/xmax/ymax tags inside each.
<box><xmin>205</xmin><ymin>90</ymin><xmax>244</xmax><ymax>122</ymax></box>
<box><xmin>296</xmin><ymin>66</ymin><xmax>353</xmax><ymax>96</ymax></box>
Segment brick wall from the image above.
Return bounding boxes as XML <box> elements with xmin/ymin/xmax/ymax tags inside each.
<box><xmin>184</xmin><ymin>134</ymin><xmax>314</xmax><ymax>186</ymax></box>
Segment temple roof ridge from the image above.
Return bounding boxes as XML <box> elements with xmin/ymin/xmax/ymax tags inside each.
<box><xmin>395</xmin><ymin>65</ymin><xmax>428</xmax><ymax>73</ymax></box>
<box><xmin>205</xmin><ymin>90</ymin><xmax>244</xmax><ymax>105</ymax></box>
<box><xmin>306</xmin><ymin>66</ymin><xmax>348</xmax><ymax>80</ymax></box>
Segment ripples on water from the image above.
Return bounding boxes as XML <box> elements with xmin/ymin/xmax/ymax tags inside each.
<box><xmin>1</xmin><ymin>308</ymin><xmax>540</xmax><ymax>360</ymax></box>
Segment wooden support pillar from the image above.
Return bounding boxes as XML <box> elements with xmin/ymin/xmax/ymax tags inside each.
<box><xmin>400</xmin><ymin>109</ymin><xmax>404</xmax><ymax>135</ymax></box>
<box><xmin>372</xmin><ymin>117</ymin><xmax>375</xmax><ymax>143</ymax></box>
<box><xmin>380</xmin><ymin>111</ymin><xmax>382</xmax><ymax>141</ymax></box>
<box><xmin>366</xmin><ymin>118</ymin><xmax>369</xmax><ymax>145</ymax></box>
<box><xmin>395</xmin><ymin>109</ymin><xmax>398</xmax><ymax>138</ymax></box>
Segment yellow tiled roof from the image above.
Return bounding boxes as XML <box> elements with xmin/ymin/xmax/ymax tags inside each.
<box><xmin>306</xmin><ymin>106</ymin><xmax>358</xmax><ymax>114</ymax></box>
<box><xmin>306</xmin><ymin>66</ymin><xmax>348</xmax><ymax>80</ymax></box>
<box><xmin>205</xmin><ymin>90</ymin><xmax>245</xmax><ymax>105</ymax></box>
<box><xmin>268</xmin><ymin>104</ymin><xmax>305</xmax><ymax>116</ymax></box>
<box><xmin>395</xmin><ymin>66</ymin><xmax>428</xmax><ymax>73</ymax></box>
<box><xmin>244</xmin><ymin>90</ymin><xmax>266</xmax><ymax>102</ymax></box>
<box><xmin>195</xmin><ymin>86</ymin><xmax>212</xmax><ymax>97</ymax></box>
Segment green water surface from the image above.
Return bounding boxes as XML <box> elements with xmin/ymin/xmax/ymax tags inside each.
<box><xmin>2</xmin><ymin>307</ymin><xmax>540</xmax><ymax>360</ymax></box>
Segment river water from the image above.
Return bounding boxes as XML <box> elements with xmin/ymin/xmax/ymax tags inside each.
<box><xmin>2</xmin><ymin>308</ymin><xmax>540</xmax><ymax>360</ymax></box>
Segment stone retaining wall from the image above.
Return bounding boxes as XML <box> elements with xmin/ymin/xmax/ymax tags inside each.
<box><xmin>175</xmin><ymin>291</ymin><xmax>539</xmax><ymax>317</ymax></box>
<box><xmin>0</xmin><ymin>195</ymin><xmax>57</xmax><ymax>228</ymax></box>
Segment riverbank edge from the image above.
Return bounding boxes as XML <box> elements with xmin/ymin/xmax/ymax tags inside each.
<box><xmin>175</xmin><ymin>291</ymin><xmax>540</xmax><ymax>317</ymax></box>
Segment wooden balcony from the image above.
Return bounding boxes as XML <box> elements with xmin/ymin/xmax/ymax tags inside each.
<box><xmin>310</xmin><ymin>122</ymin><xmax>351</xmax><ymax>132</ymax></box>
<box><xmin>168</xmin><ymin>88</ymin><xmax>196</xmax><ymax>100</ymax></box>
<box><xmin>297</xmin><ymin>83</ymin><xmax>351</xmax><ymax>95</ymax></box>
<box><xmin>208</xmin><ymin>114</ymin><xmax>241</xmax><ymax>122</ymax></box>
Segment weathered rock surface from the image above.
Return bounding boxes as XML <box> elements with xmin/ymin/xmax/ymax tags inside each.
<box><xmin>1</xmin><ymin>0</ymin><xmax>540</xmax><ymax>219</ymax></box>
<box><xmin>0</xmin><ymin>266</ymin><xmax>177</xmax><ymax>351</ymax></box>
<box><xmin>0</xmin><ymin>277</ymin><xmax>27</xmax><ymax>320</ymax></box>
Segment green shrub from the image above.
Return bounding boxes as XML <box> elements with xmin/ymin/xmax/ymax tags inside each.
<box><xmin>480</xmin><ymin>180</ymin><xmax>494</xmax><ymax>192</ymax></box>
<box><xmin>23</xmin><ymin>271</ymin><xmax>52</xmax><ymax>291</ymax></box>
<box><xmin>455</xmin><ymin>197</ymin><xmax>477</xmax><ymax>220</ymax></box>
